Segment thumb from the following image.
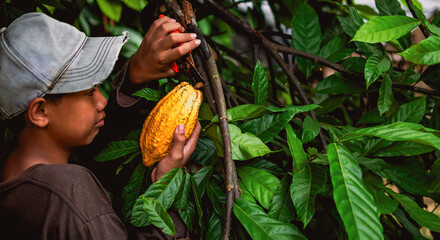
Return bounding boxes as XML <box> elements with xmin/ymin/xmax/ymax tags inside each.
<box><xmin>170</xmin><ymin>124</ymin><xmax>186</xmax><ymax>159</ymax></box>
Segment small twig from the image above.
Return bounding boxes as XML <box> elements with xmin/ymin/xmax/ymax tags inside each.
<box><xmin>251</xmin><ymin>43</ymin><xmax>259</xmax><ymax>66</ymax></box>
<box><xmin>265</xmin><ymin>49</ymin><xmax>277</xmax><ymax>100</ymax></box>
<box><xmin>405</xmin><ymin>0</ymin><xmax>430</xmax><ymax>38</ymax></box>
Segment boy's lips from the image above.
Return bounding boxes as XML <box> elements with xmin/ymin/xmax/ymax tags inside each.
<box><xmin>95</xmin><ymin>113</ymin><xmax>106</xmax><ymax>127</ymax></box>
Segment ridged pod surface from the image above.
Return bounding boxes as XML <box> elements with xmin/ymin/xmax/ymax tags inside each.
<box><xmin>140</xmin><ymin>81</ymin><xmax>203</xmax><ymax>167</ymax></box>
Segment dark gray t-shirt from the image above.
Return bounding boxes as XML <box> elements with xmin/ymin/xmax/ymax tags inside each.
<box><xmin>0</xmin><ymin>163</ymin><xmax>127</xmax><ymax>240</ymax></box>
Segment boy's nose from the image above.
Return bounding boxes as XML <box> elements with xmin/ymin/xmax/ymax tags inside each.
<box><xmin>96</xmin><ymin>88</ymin><xmax>108</xmax><ymax>111</ymax></box>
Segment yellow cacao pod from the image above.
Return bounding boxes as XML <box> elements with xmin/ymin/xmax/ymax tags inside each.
<box><xmin>140</xmin><ymin>81</ymin><xmax>203</xmax><ymax>167</ymax></box>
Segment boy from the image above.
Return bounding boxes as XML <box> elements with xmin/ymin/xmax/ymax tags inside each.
<box><xmin>0</xmin><ymin>12</ymin><xmax>201</xmax><ymax>239</ymax></box>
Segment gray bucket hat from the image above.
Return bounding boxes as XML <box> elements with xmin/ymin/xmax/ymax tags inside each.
<box><xmin>0</xmin><ymin>12</ymin><xmax>128</xmax><ymax>120</ymax></box>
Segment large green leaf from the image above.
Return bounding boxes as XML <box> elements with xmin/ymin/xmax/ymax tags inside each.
<box><xmin>96</xmin><ymin>0</ymin><xmax>122</xmax><ymax>22</ymax></box>
<box><xmin>375</xmin><ymin>0</ymin><xmax>406</xmax><ymax>16</ymax></box>
<box><xmin>429</xmin><ymin>159</ymin><xmax>440</xmax><ymax>193</ymax></box>
<box><xmin>132</xmin><ymin>88</ymin><xmax>161</xmax><ymax>101</ymax></box>
<box><xmin>386</xmin><ymin>189</ymin><xmax>440</xmax><ymax>233</ymax></box>
<box><xmin>343</xmin><ymin>122</ymin><xmax>440</xmax><ymax>151</ymax></box>
<box><xmin>327</xmin><ymin>143</ymin><xmax>383</xmax><ymax>240</ymax></box>
<box><xmin>365</xmin><ymin>54</ymin><xmax>391</xmax><ymax>89</ymax></box>
<box><xmin>378</xmin><ymin>74</ymin><xmax>393</xmax><ymax>115</ymax></box>
<box><xmin>240</xmin><ymin>110</ymin><xmax>298</xmax><ymax>143</ymax></box>
<box><xmin>234</xmin><ymin>198</ymin><xmax>307</xmax><ymax>240</ymax></box>
<box><xmin>389</xmin><ymin>97</ymin><xmax>426</xmax><ymax>123</ymax></box>
<box><xmin>121</xmin><ymin>0</ymin><xmax>147</xmax><ymax>11</ymax></box>
<box><xmin>301</xmin><ymin>115</ymin><xmax>321</xmax><ymax>143</ymax></box>
<box><xmin>173</xmin><ymin>173</ymin><xmax>194</xmax><ymax>231</ymax></box>
<box><xmin>316</xmin><ymin>73</ymin><xmax>364</xmax><ymax>94</ymax></box>
<box><xmin>357</xmin><ymin>157</ymin><xmax>431</xmax><ymax>196</ymax></box>
<box><xmin>269</xmin><ymin>175</ymin><xmax>296</xmax><ymax>223</ymax></box>
<box><xmin>192</xmin><ymin>165</ymin><xmax>213</xmax><ymax>197</ymax></box>
<box><xmin>363</xmin><ymin>172</ymin><xmax>399</xmax><ymax>215</ymax></box>
<box><xmin>121</xmin><ymin>163</ymin><xmax>147</xmax><ymax>221</ymax></box>
<box><xmin>211</xmin><ymin>104</ymin><xmax>319</xmax><ymax>123</ymax></box>
<box><xmin>206</xmin><ymin>213</ymin><xmax>223</xmax><ymax>240</ymax></box>
<box><xmin>94</xmin><ymin>140</ymin><xmax>140</xmax><ymax>162</ymax></box>
<box><xmin>142</xmin><ymin>197</ymin><xmax>175</xmax><ymax>236</ymax></box>
<box><xmin>252</xmin><ymin>61</ymin><xmax>269</xmax><ymax>105</ymax></box>
<box><xmin>372</xmin><ymin>141</ymin><xmax>435</xmax><ymax>157</ymax></box>
<box><xmin>400</xmin><ymin>36</ymin><xmax>440</xmax><ymax>65</ymax></box>
<box><xmin>291</xmin><ymin>163</ymin><xmax>326</xmax><ymax>228</ymax></box>
<box><xmin>190</xmin><ymin>175</ymin><xmax>204</xmax><ymax>230</ymax></box>
<box><xmin>189</xmin><ymin>138</ymin><xmax>217</xmax><ymax>165</ymax></box>
<box><xmin>352</xmin><ymin>16</ymin><xmax>420</xmax><ymax>43</ymax></box>
<box><xmin>285</xmin><ymin>124</ymin><xmax>308</xmax><ymax>172</ymax></box>
<box><xmin>237</xmin><ymin>166</ymin><xmax>281</xmax><ymax>209</ymax></box>
<box><xmin>206</xmin><ymin>179</ymin><xmax>226</xmax><ymax>216</ymax></box>
<box><xmin>291</xmin><ymin>2</ymin><xmax>321</xmax><ymax>77</ymax></box>
<box><xmin>393</xmin><ymin>208</ymin><xmax>430</xmax><ymax>240</ymax></box>
<box><xmin>131</xmin><ymin>168</ymin><xmax>184</xmax><ymax>227</ymax></box>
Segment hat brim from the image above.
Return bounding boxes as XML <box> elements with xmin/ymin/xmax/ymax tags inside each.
<box><xmin>49</xmin><ymin>32</ymin><xmax>128</xmax><ymax>94</ymax></box>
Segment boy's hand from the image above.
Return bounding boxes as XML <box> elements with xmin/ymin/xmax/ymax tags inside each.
<box><xmin>129</xmin><ymin>16</ymin><xmax>201</xmax><ymax>84</ymax></box>
<box><xmin>151</xmin><ymin>121</ymin><xmax>201</xmax><ymax>182</ymax></box>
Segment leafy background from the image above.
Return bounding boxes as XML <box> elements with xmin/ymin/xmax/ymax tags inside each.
<box><xmin>2</xmin><ymin>0</ymin><xmax>440</xmax><ymax>239</ymax></box>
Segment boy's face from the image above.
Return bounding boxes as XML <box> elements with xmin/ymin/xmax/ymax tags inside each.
<box><xmin>45</xmin><ymin>86</ymin><xmax>107</xmax><ymax>148</ymax></box>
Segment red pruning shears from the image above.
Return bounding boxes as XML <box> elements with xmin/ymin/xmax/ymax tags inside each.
<box><xmin>159</xmin><ymin>14</ymin><xmax>180</xmax><ymax>73</ymax></box>
<box><xmin>159</xmin><ymin>14</ymin><xmax>205</xmax><ymax>84</ymax></box>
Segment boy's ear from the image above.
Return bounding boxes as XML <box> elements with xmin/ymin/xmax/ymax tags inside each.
<box><xmin>27</xmin><ymin>97</ymin><xmax>49</xmax><ymax>128</ymax></box>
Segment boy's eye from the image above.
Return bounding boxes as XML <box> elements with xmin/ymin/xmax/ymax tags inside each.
<box><xmin>86</xmin><ymin>88</ymin><xmax>96</xmax><ymax>96</ymax></box>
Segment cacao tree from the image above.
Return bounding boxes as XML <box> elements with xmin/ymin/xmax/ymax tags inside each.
<box><xmin>2</xmin><ymin>0</ymin><xmax>440</xmax><ymax>239</ymax></box>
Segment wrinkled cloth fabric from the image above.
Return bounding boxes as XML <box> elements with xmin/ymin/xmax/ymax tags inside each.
<box><xmin>0</xmin><ymin>163</ymin><xmax>128</xmax><ymax>240</ymax></box>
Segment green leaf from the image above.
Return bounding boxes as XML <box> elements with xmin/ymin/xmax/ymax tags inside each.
<box><xmin>211</xmin><ymin>104</ymin><xmax>319</xmax><ymax>123</ymax></box>
<box><xmin>94</xmin><ymin>140</ymin><xmax>140</xmax><ymax>162</ymax></box>
<box><xmin>314</xmin><ymin>95</ymin><xmax>348</xmax><ymax>116</ymax></box>
<box><xmin>173</xmin><ymin>173</ymin><xmax>194</xmax><ymax>231</ymax></box>
<box><xmin>429</xmin><ymin>159</ymin><xmax>440</xmax><ymax>193</ymax></box>
<box><xmin>142</xmin><ymin>197</ymin><xmax>175</xmax><ymax>236</ymax></box>
<box><xmin>291</xmin><ymin>163</ymin><xmax>326</xmax><ymax>228</ymax></box>
<box><xmin>131</xmin><ymin>168</ymin><xmax>183</xmax><ymax>227</ymax></box>
<box><xmin>190</xmin><ymin>175</ymin><xmax>204</xmax><ymax>230</ymax></box>
<box><xmin>206</xmin><ymin>213</ymin><xmax>223</xmax><ymax>240</ymax></box>
<box><xmin>206</xmin><ymin>180</ymin><xmax>226</xmax><ymax>216</ymax></box>
<box><xmin>378</xmin><ymin>74</ymin><xmax>393</xmax><ymax>115</ymax></box>
<box><xmin>252</xmin><ymin>61</ymin><xmax>269</xmax><ymax>105</ymax></box>
<box><xmin>269</xmin><ymin>175</ymin><xmax>296</xmax><ymax>223</ymax></box>
<box><xmin>96</xmin><ymin>0</ymin><xmax>122</xmax><ymax>22</ymax></box>
<box><xmin>372</xmin><ymin>141</ymin><xmax>435</xmax><ymax>157</ymax></box>
<box><xmin>291</xmin><ymin>2</ymin><xmax>321</xmax><ymax>77</ymax></box>
<box><xmin>342</xmin><ymin>57</ymin><xmax>367</xmax><ymax>73</ymax></box>
<box><xmin>132</xmin><ymin>88</ymin><xmax>161</xmax><ymax>101</ymax></box>
<box><xmin>301</xmin><ymin>115</ymin><xmax>321</xmax><ymax>143</ymax></box>
<box><xmin>229</xmin><ymin>124</ymin><xmax>272</xmax><ymax>160</ymax></box>
<box><xmin>375</xmin><ymin>0</ymin><xmax>406</xmax><ymax>16</ymax></box>
<box><xmin>392</xmin><ymin>208</ymin><xmax>430</xmax><ymax>240</ymax></box>
<box><xmin>234</xmin><ymin>198</ymin><xmax>307</xmax><ymax>240</ymax></box>
<box><xmin>316</xmin><ymin>73</ymin><xmax>365</xmax><ymax>94</ymax></box>
<box><xmin>327</xmin><ymin>143</ymin><xmax>383</xmax><ymax>240</ymax></box>
<box><xmin>240</xmin><ymin>110</ymin><xmax>299</xmax><ymax>143</ymax></box>
<box><xmin>364</xmin><ymin>54</ymin><xmax>391</xmax><ymax>89</ymax></box>
<box><xmin>121</xmin><ymin>0</ymin><xmax>147</xmax><ymax>11</ymax></box>
<box><xmin>386</xmin><ymin>189</ymin><xmax>440</xmax><ymax>233</ymax></box>
<box><xmin>121</xmin><ymin>163</ymin><xmax>147</xmax><ymax>221</ymax></box>
<box><xmin>192</xmin><ymin>165</ymin><xmax>213</xmax><ymax>197</ymax></box>
<box><xmin>357</xmin><ymin>157</ymin><xmax>431</xmax><ymax>196</ymax></box>
<box><xmin>343</xmin><ymin>122</ymin><xmax>440</xmax><ymax>151</ymax></box>
<box><xmin>399</xmin><ymin>36</ymin><xmax>440</xmax><ymax>65</ymax></box>
<box><xmin>352</xmin><ymin>16</ymin><xmax>420</xmax><ymax>43</ymax></box>
<box><xmin>237</xmin><ymin>166</ymin><xmax>281</xmax><ymax>209</ymax></box>
<box><xmin>358</xmin><ymin>108</ymin><xmax>386</xmax><ymax>124</ymax></box>
<box><xmin>246</xmin><ymin>158</ymin><xmax>283</xmax><ymax>177</ymax></box>
<box><xmin>189</xmin><ymin>138</ymin><xmax>217</xmax><ymax>165</ymax></box>
<box><xmin>285</xmin><ymin>124</ymin><xmax>308</xmax><ymax>173</ymax></box>
<box><xmin>390</xmin><ymin>97</ymin><xmax>426</xmax><ymax>123</ymax></box>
